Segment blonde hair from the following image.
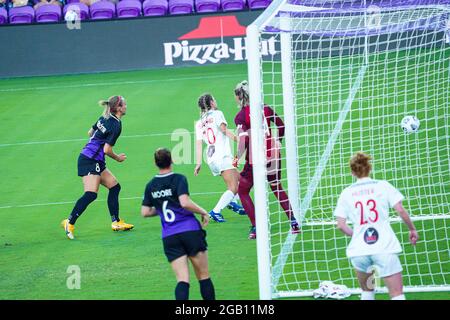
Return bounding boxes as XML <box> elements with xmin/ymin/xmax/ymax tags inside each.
<box><xmin>234</xmin><ymin>80</ymin><xmax>249</xmax><ymax>108</ymax></box>
<box><xmin>349</xmin><ymin>152</ymin><xmax>372</xmax><ymax>178</ymax></box>
<box><xmin>98</xmin><ymin>95</ymin><xmax>124</xmax><ymax>119</ymax></box>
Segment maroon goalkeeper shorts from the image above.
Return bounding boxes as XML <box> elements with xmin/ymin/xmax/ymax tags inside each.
<box><xmin>240</xmin><ymin>160</ymin><xmax>281</xmax><ymax>184</ymax></box>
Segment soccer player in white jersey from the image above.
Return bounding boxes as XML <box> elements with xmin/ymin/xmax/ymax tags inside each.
<box><xmin>334</xmin><ymin>152</ymin><xmax>419</xmax><ymax>300</ymax></box>
<box><xmin>194</xmin><ymin>93</ymin><xmax>246</xmax><ymax>222</ymax></box>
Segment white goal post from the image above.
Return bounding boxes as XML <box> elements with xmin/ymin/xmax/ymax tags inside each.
<box><xmin>247</xmin><ymin>0</ymin><xmax>450</xmax><ymax>299</ymax></box>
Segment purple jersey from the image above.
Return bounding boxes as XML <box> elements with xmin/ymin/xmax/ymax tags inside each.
<box><xmin>81</xmin><ymin>115</ymin><xmax>122</xmax><ymax>162</ymax></box>
<box><xmin>142</xmin><ymin>172</ymin><xmax>201</xmax><ymax>238</ymax></box>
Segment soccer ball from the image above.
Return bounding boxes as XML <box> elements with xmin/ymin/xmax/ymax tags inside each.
<box><xmin>401</xmin><ymin>115</ymin><xmax>420</xmax><ymax>133</ymax></box>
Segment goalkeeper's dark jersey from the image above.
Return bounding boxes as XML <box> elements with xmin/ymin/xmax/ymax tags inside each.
<box><xmin>142</xmin><ymin>172</ymin><xmax>201</xmax><ymax>238</ymax></box>
<box><xmin>234</xmin><ymin>104</ymin><xmax>285</xmax><ymax>163</ymax></box>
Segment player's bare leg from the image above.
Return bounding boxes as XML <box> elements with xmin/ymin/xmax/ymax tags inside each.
<box><xmin>222</xmin><ymin>168</ymin><xmax>239</xmax><ymax>194</ymax></box>
<box><xmin>356</xmin><ymin>270</ymin><xmax>376</xmax><ymax>300</ymax></box>
<box><xmin>190</xmin><ymin>251</ymin><xmax>215</xmax><ymax>300</ymax></box>
<box><xmin>100</xmin><ymin>168</ymin><xmax>118</xmax><ymax>189</ymax></box>
<box><xmin>83</xmin><ymin>174</ymin><xmax>102</xmax><ymax>192</ymax></box>
<box><xmin>190</xmin><ymin>251</ymin><xmax>210</xmax><ymax>280</ymax></box>
<box><xmin>222</xmin><ymin>169</ymin><xmax>245</xmax><ymax>215</ymax></box>
<box><xmin>171</xmin><ymin>255</ymin><xmax>190</xmax><ymax>300</ymax></box>
<box><xmin>383</xmin><ymin>272</ymin><xmax>405</xmax><ymax>300</ymax></box>
<box><xmin>209</xmin><ymin>169</ymin><xmax>239</xmax><ymax>223</ymax></box>
<box><xmin>101</xmin><ymin>169</ymin><xmax>133</xmax><ymax>231</ymax></box>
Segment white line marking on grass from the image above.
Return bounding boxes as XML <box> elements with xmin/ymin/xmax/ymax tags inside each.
<box><xmin>0</xmin><ymin>127</ymin><xmax>236</xmax><ymax>148</ymax></box>
<box><xmin>0</xmin><ymin>73</ymin><xmax>246</xmax><ymax>93</ymax></box>
<box><xmin>0</xmin><ymin>131</ymin><xmax>195</xmax><ymax>148</ymax></box>
<box><xmin>272</xmin><ymin>64</ymin><xmax>368</xmax><ymax>289</ymax></box>
<box><xmin>0</xmin><ymin>191</ymin><xmax>223</xmax><ymax>210</ymax></box>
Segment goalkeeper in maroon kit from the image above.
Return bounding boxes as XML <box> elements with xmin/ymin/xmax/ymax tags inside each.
<box><xmin>233</xmin><ymin>80</ymin><xmax>300</xmax><ymax>239</ymax></box>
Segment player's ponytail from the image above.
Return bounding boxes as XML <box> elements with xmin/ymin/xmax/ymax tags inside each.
<box><xmin>98</xmin><ymin>96</ymin><xmax>124</xmax><ymax>119</ymax></box>
<box><xmin>198</xmin><ymin>93</ymin><xmax>214</xmax><ymax>115</ymax></box>
<box><xmin>234</xmin><ymin>80</ymin><xmax>249</xmax><ymax>108</ymax></box>
<box><xmin>350</xmin><ymin>152</ymin><xmax>372</xmax><ymax>178</ymax></box>
<box><xmin>98</xmin><ymin>99</ymin><xmax>111</xmax><ymax>119</ymax></box>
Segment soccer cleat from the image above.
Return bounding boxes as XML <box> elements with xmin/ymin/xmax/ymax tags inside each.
<box><xmin>209</xmin><ymin>210</ymin><xmax>226</xmax><ymax>223</ymax></box>
<box><xmin>227</xmin><ymin>201</ymin><xmax>246</xmax><ymax>215</ymax></box>
<box><xmin>61</xmin><ymin>219</ymin><xmax>75</xmax><ymax>240</ymax></box>
<box><xmin>290</xmin><ymin>221</ymin><xmax>301</xmax><ymax>234</ymax></box>
<box><xmin>248</xmin><ymin>226</ymin><xmax>256</xmax><ymax>240</ymax></box>
<box><xmin>112</xmin><ymin>219</ymin><xmax>134</xmax><ymax>231</ymax></box>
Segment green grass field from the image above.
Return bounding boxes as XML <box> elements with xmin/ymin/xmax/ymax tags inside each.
<box><xmin>0</xmin><ymin>62</ymin><xmax>448</xmax><ymax>300</ymax></box>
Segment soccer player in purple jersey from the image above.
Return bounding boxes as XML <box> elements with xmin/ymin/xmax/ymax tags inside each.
<box><xmin>141</xmin><ymin>148</ymin><xmax>215</xmax><ymax>300</ymax></box>
<box><xmin>61</xmin><ymin>96</ymin><xmax>134</xmax><ymax>240</ymax></box>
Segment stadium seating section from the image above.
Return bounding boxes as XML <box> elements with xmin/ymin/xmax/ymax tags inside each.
<box><xmin>0</xmin><ymin>0</ymin><xmax>271</xmax><ymax>24</ymax></box>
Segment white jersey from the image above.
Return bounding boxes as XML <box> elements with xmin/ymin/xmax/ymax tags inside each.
<box><xmin>195</xmin><ymin>110</ymin><xmax>232</xmax><ymax>164</ymax></box>
<box><xmin>334</xmin><ymin>177</ymin><xmax>405</xmax><ymax>258</ymax></box>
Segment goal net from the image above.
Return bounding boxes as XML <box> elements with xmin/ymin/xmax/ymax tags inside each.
<box><xmin>246</xmin><ymin>0</ymin><xmax>450</xmax><ymax>299</ymax></box>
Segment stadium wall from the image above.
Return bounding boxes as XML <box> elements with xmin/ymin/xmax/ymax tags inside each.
<box><xmin>0</xmin><ymin>11</ymin><xmax>263</xmax><ymax>78</ymax></box>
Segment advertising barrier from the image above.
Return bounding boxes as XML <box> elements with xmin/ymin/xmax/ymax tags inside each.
<box><xmin>0</xmin><ymin>11</ymin><xmax>270</xmax><ymax>78</ymax></box>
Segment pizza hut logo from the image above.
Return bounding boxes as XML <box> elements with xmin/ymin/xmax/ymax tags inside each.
<box><xmin>364</xmin><ymin>227</ymin><xmax>379</xmax><ymax>245</ymax></box>
<box><xmin>163</xmin><ymin>15</ymin><xmax>277</xmax><ymax>66</ymax></box>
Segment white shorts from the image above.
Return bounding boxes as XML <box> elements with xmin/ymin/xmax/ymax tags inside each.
<box><xmin>350</xmin><ymin>253</ymin><xmax>403</xmax><ymax>278</ymax></box>
<box><xmin>207</xmin><ymin>156</ymin><xmax>235</xmax><ymax>176</ymax></box>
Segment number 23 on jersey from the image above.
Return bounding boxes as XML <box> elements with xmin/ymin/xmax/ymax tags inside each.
<box><xmin>355</xmin><ymin>199</ymin><xmax>379</xmax><ymax>225</ymax></box>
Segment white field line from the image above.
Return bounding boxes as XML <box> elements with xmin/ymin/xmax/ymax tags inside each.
<box><xmin>0</xmin><ymin>131</ymin><xmax>195</xmax><ymax>148</ymax></box>
<box><xmin>0</xmin><ymin>73</ymin><xmax>246</xmax><ymax>93</ymax></box>
<box><xmin>0</xmin><ymin>128</ymin><xmax>238</xmax><ymax>148</ymax></box>
<box><xmin>0</xmin><ymin>191</ymin><xmax>223</xmax><ymax>210</ymax></box>
<box><xmin>0</xmin><ymin>72</ymin><xmax>244</xmax><ymax>147</ymax></box>
<box><xmin>272</xmin><ymin>65</ymin><xmax>368</xmax><ymax>289</ymax></box>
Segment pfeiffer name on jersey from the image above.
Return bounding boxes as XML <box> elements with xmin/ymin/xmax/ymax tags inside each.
<box><xmin>164</xmin><ymin>37</ymin><xmax>277</xmax><ymax>66</ymax></box>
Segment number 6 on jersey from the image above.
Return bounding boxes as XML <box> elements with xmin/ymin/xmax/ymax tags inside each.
<box><xmin>163</xmin><ymin>200</ymin><xmax>176</xmax><ymax>223</ymax></box>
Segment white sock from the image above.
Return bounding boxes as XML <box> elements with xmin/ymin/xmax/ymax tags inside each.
<box><xmin>361</xmin><ymin>291</ymin><xmax>375</xmax><ymax>300</ymax></box>
<box><xmin>232</xmin><ymin>194</ymin><xmax>240</xmax><ymax>203</ymax></box>
<box><xmin>213</xmin><ymin>190</ymin><xmax>235</xmax><ymax>213</ymax></box>
<box><xmin>391</xmin><ymin>294</ymin><xmax>406</xmax><ymax>300</ymax></box>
